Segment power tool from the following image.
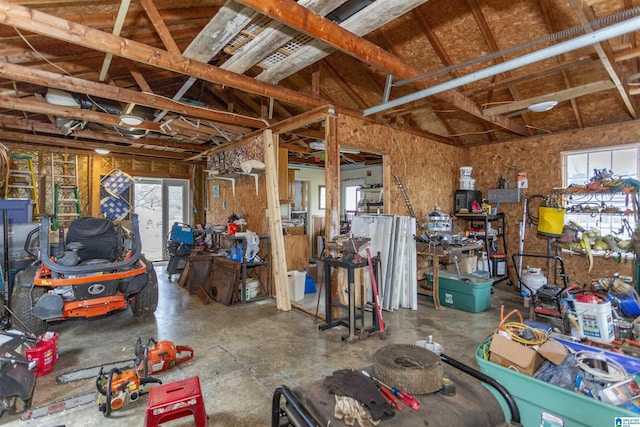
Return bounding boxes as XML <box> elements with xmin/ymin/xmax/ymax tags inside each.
<box><xmin>96</xmin><ymin>366</ymin><xmax>161</xmax><ymax>417</ymax></box>
<box><xmin>135</xmin><ymin>337</ymin><xmax>194</xmax><ymax>377</ymax></box>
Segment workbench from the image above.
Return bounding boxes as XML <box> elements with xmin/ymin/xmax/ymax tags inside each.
<box><xmin>416</xmin><ymin>240</ymin><xmax>484</xmax><ymax>308</ymax></box>
<box><xmin>318</xmin><ymin>257</ymin><xmax>380</xmax><ymax>342</ymax></box>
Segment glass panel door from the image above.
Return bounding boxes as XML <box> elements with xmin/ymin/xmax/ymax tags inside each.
<box><xmin>134</xmin><ymin>178</ymin><xmax>189</xmax><ymax>261</ymax></box>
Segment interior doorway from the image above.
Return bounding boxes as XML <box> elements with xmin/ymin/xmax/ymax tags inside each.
<box><xmin>134</xmin><ymin>178</ymin><xmax>189</xmax><ymax>261</ymax></box>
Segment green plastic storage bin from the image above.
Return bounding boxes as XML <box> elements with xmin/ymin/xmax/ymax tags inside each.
<box><xmin>426</xmin><ymin>270</ymin><xmax>492</xmax><ymax>312</ymax></box>
<box><xmin>476</xmin><ymin>339</ymin><xmax>640</xmax><ymax>427</ymax></box>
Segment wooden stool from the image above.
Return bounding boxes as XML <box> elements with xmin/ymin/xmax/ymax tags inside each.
<box><xmin>145</xmin><ymin>376</ymin><xmax>207</xmax><ymax>427</ymax></box>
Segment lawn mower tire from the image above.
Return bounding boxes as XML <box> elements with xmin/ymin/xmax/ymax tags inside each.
<box><xmin>131</xmin><ymin>256</ymin><xmax>158</xmax><ymax>317</ymax></box>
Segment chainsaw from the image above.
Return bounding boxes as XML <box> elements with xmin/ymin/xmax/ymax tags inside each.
<box><xmin>135</xmin><ymin>337</ymin><xmax>194</xmax><ymax>377</ymax></box>
<box><xmin>23</xmin><ymin>337</ymin><xmax>194</xmax><ymax>420</ymax></box>
<box><xmin>95</xmin><ymin>366</ymin><xmax>161</xmax><ymax>417</ymax></box>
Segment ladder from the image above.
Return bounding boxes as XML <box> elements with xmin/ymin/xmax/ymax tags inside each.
<box><xmin>51</xmin><ymin>154</ymin><xmax>81</xmax><ymax>231</ymax></box>
<box><xmin>4</xmin><ymin>154</ymin><xmax>39</xmax><ymax>216</ymax></box>
<box><xmin>394</xmin><ymin>175</ymin><xmax>416</xmax><ymax>218</ymax></box>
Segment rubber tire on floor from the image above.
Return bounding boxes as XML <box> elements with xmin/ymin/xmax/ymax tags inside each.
<box><xmin>11</xmin><ymin>265</ymin><xmax>47</xmax><ymax>336</ymax></box>
<box><xmin>131</xmin><ymin>257</ymin><xmax>158</xmax><ymax>317</ymax></box>
<box><xmin>373</xmin><ymin>344</ymin><xmax>443</xmax><ymax>395</ymax></box>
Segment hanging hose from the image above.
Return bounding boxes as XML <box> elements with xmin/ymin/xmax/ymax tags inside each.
<box><xmin>525</xmin><ymin>194</ymin><xmax>548</xmax><ymax>226</ymax></box>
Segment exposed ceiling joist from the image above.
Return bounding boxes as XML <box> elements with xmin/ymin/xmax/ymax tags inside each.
<box><xmin>482</xmin><ymin>80</ymin><xmax>616</xmax><ymax>116</ymax></box>
<box><xmin>568</xmin><ymin>0</ymin><xmax>637</xmax><ymax>119</ymax></box>
<box><xmin>236</xmin><ymin>0</ymin><xmax>529</xmax><ymax>136</ymax></box>
<box><xmin>221</xmin><ymin>0</ymin><xmax>348</xmax><ymax>74</ymax></box>
<box><xmin>0</xmin><ymin>62</ymin><xmax>261</xmax><ymax>132</ymax></box>
<box><xmin>0</xmin><ymin>2</ymin><xmax>328</xmax><ymax>113</ymax></box>
<box><xmin>0</xmin><ymin>129</ymin><xmax>193</xmax><ymax>160</ymax></box>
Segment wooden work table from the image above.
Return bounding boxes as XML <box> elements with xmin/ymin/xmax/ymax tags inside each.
<box><xmin>416</xmin><ymin>241</ymin><xmax>484</xmax><ymax>309</ymax></box>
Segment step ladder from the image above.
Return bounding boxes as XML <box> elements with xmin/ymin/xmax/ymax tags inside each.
<box><xmin>51</xmin><ymin>154</ymin><xmax>80</xmax><ymax>231</ymax></box>
<box><xmin>4</xmin><ymin>154</ymin><xmax>39</xmax><ymax>216</ymax></box>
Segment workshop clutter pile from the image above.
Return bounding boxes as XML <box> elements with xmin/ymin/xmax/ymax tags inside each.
<box><xmin>478</xmin><ymin>306</ymin><xmax>640</xmax><ymax>424</ymax></box>
<box><xmin>323</xmin><ymin>345</ymin><xmax>442</xmax><ymax>426</ymax></box>
<box><xmin>18</xmin><ymin>336</ymin><xmax>195</xmax><ymax>420</ymax></box>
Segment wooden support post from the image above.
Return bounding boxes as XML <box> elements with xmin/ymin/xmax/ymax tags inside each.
<box><xmin>263</xmin><ymin>129</ymin><xmax>291</xmax><ymax>311</ymax></box>
<box><xmin>325</xmin><ymin>113</ymin><xmax>341</xmax><ymax>318</ymax></box>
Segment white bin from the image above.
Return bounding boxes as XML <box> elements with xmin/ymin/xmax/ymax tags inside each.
<box><xmin>287</xmin><ymin>270</ymin><xmax>306</xmax><ymax>302</ymax></box>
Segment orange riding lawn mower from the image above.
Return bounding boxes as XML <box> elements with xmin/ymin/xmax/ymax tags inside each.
<box><xmin>9</xmin><ymin>214</ymin><xmax>158</xmax><ymax>336</ymax></box>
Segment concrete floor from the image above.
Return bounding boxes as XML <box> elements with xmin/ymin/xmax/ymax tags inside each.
<box><xmin>4</xmin><ymin>262</ymin><xmax>524</xmax><ymax>426</ymax></box>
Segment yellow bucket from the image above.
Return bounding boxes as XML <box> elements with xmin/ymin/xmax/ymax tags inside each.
<box><xmin>537</xmin><ymin>206</ymin><xmax>565</xmax><ymax>237</ymax></box>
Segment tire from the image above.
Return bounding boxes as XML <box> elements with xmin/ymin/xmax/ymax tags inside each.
<box><xmin>131</xmin><ymin>257</ymin><xmax>158</xmax><ymax>317</ymax></box>
<box><xmin>373</xmin><ymin>344</ymin><xmax>443</xmax><ymax>395</ymax></box>
<box><xmin>11</xmin><ymin>266</ymin><xmax>48</xmax><ymax>336</ymax></box>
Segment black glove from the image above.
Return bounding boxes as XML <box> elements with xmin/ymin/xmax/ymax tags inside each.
<box><xmin>324</xmin><ymin>369</ymin><xmax>394</xmax><ymax>421</ymax></box>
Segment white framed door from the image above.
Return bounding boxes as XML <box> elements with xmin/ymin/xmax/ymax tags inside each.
<box><xmin>134</xmin><ymin>178</ymin><xmax>189</xmax><ymax>261</ymax></box>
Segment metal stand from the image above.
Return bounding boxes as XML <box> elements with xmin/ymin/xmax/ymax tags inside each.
<box><xmin>318</xmin><ymin>258</ymin><xmax>380</xmax><ymax>342</ymax></box>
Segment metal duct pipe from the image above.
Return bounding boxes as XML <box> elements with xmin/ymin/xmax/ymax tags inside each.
<box><xmin>364</xmin><ymin>14</ymin><xmax>640</xmax><ymax>116</ymax></box>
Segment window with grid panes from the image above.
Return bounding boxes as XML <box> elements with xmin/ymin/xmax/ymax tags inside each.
<box><xmin>562</xmin><ymin>145</ymin><xmax>638</xmax><ymax>239</ymax></box>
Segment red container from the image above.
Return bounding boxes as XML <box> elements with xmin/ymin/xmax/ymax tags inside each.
<box><xmin>43</xmin><ymin>332</ymin><xmax>59</xmax><ymax>363</ymax></box>
<box><xmin>227</xmin><ymin>223</ymin><xmax>238</xmax><ymax>235</ymax></box>
<box><xmin>26</xmin><ymin>338</ymin><xmax>55</xmax><ymax>377</ymax></box>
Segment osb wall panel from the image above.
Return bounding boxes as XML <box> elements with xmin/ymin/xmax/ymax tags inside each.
<box><xmin>465</xmin><ymin>120</ymin><xmax>640</xmax><ymax>286</ymax></box>
<box><xmin>204</xmin><ymin>135</ymin><xmax>269</xmax><ymax>235</ymax></box>
<box><xmin>337</xmin><ymin>115</ymin><xmax>464</xmax><ymax>222</ymax></box>
<box><xmin>205</xmin><ymin>173</ymin><xmax>268</xmax><ymax>235</ymax></box>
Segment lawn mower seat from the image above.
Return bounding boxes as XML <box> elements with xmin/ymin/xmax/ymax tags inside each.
<box><xmin>66</xmin><ymin>217</ymin><xmax>120</xmax><ymax>262</ymax></box>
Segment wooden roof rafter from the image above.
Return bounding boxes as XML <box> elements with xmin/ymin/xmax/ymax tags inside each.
<box><xmin>568</xmin><ymin>0</ymin><xmax>637</xmax><ymax>119</ymax></box>
<box><xmin>236</xmin><ymin>0</ymin><xmax>529</xmax><ymax>137</ymax></box>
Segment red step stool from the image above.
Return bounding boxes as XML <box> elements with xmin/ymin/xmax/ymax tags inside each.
<box><xmin>145</xmin><ymin>376</ymin><xmax>207</xmax><ymax>427</ymax></box>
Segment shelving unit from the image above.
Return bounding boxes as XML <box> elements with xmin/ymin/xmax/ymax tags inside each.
<box><xmin>224</xmin><ymin>234</ymin><xmax>271</xmax><ymax>303</ymax></box>
<box><xmin>356</xmin><ymin>186</ymin><xmax>383</xmax><ymax>214</ymax></box>
<box><xmin>455</xmin><ymin>213</ymin><xmax>509</xmax><ymax>284</ymax></box>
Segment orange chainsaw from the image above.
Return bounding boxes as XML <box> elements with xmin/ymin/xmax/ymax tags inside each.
<box><xmin>96</xmin><ymin>366</ymin><xmax>161</xmax><ymax>417</ymax></box>
<box><xmin>135</xmin><ymin>337</ymin><xmax>194</xmax><ymax>377</ymax></box>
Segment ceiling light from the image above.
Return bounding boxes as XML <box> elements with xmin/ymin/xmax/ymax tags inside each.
<box><xmin>119</xmin><ymin>114</ymin><xmax>144</xmax><ymax>126</ymax></box>
<box><xmin>527</xmin><ymin>101</ymin><xmax>559</xmax><ymax>112</ymax></box>
<box><xmin>95</xmin><ymin>148</ymin><xmax>110</xmax><ymax>155</ymax></box>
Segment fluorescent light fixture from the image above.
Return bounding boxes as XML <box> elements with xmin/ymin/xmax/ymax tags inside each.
<box><xmin>95</xmin><ymin>148</ymin><xmax>110</xmax><ymax>155</ymax></box>
<box><xmin>528</xmin><ymin>101</ymin><xmax>558</xmax><ymax>112</ymax></box>
<box><xmin>308</xmin><ymin>141</ymin><xmax>360</xmax><ymax>154</ymax></box>
<box><xmin>119</xmin><ymin>114</ymin><xmax>144</xmax><ymax>126</ymax></box>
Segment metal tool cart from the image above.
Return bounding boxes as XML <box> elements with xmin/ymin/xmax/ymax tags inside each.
<box><xmin>227</xmin><ymin>234</ymin><xmax>271</xmax><ymax>303</ymax></box>
<box><xmin>455</xmin><ymin>213</ymin><xmax>510</xmax><ymax>284</ymax></box>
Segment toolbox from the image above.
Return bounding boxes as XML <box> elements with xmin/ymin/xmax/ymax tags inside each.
<box><xmin>476</xmin><ymin>338</ymin><xmax>640</xmax><ymax>427</ymax></box>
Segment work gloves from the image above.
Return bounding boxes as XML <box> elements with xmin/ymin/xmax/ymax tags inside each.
<box><xmin>323</xmin><ymin>369</ymin><xmax>394</xmax><ymax>421</ymax></box>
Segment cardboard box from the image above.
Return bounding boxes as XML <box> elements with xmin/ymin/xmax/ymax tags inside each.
<box><xmin>286</xmin><ymin>226</ymin><xmax>305</xmax><ymax>235</ymax></box>
<box><xmin>489</xmin><ymin>333</ymin><xmax>543</xmax><ymax>377</ymax></box>
<box><xmin>445</xmin><ymin>254</ymin><xmax>477</xmax><ymax>274</ymax></box>
<box><xmin>537</xmin><ymin>338</ymin><xmax>568</xmax><ymax>365</ymax></box>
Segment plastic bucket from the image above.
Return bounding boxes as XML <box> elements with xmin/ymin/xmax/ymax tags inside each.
<box><xmin>460</xmin><ymin>166</ymin><xmax>473</xmax><ymax>179</ymax></box>
<box><xmin>26</xmin><ymin>337</ymin><xmax>55</xmax><ymax>377</ymax></box>
<box><xmin>42</xmin><ymin>331</ymin><xmax>59</xmax><ymax>363</ymax></box>
<box><xmin>574</xmin><ymin>300</ymin><xmax>614</xmax><ymax>343</ymax></box>
<box><xmin>243</xmin><ymin>279</ymin><xmax>260</xmax><ymax>300</ymax></box>
<box><xmin>287</xmin><ymin>271</ymin><xmax>305</xmax><ymax>301</ymax></box>
<box><xmin>489</xmin><ymin>253</ymin><xmax>507</xmax><ymax>276</ymax></box>
<box><xmin>537</xmin><ymin>206</ymin><xmax>565</xmax><ymax>237</ymax></box>
<box><xmin>459</xmin><ymin>178</ymin><xmax>475</xmax><ymax>190</ymax></box>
